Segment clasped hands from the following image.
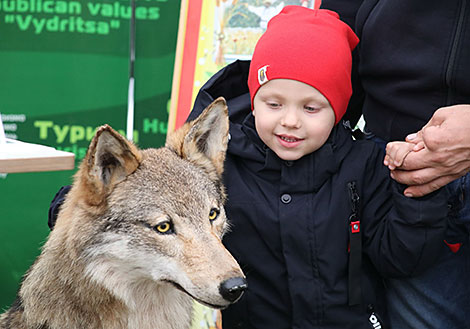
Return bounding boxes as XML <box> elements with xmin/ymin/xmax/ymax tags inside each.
<box><xmin>384</xmin><ymin>105</ymin><xmax>470</xmax><ymax>197</ymax></box>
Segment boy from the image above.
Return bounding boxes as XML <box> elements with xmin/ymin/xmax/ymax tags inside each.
<box><xmin>187</xmin><ymin>6</ymin><xmax>448</xmax><ymax>329</ymax></box>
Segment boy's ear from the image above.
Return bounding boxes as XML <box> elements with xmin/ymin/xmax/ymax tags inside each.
<box><xmin>166</xmin><ymin>97</ymin><xmax>229</xmax><ymax>180</ymax></box>
<box><xmin>77</xmin><ymin>125</ymin><xmax>142</xmax><ymax>207</ymax></box>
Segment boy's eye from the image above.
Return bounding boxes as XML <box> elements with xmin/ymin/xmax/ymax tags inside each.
<box><xmin>304</xmin><ymin>106</ymin><xmax>317</xmax><ymax>112</ymax></box>
<box><xmin>267</xmin><ymin>102</ymin><xmax>281</xmax><ymax>108</ymax></box>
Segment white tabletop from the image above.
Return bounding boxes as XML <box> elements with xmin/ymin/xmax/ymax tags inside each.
<box><xmin>0</xmin><ymin>139</ymin><xmax>75</xmax><ymax>173</ymax></box>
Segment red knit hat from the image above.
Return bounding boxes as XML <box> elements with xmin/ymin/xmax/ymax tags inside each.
<box><xmin>248</xmin><ymin>6</ymin><xmax>359</xmax><ymax>124</ymax></box>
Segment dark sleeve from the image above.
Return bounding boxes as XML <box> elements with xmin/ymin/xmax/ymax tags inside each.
<box><xmin>321</xmin><ymin>0</ymin><xmax>365</xmax><ymax>127</ymax></box>
<box><xmin>48</xmin><ymin>185</ymin><xmax>71</xmax><ymax>230</ymax></box>
<box><xmin>360</xmin><ymin>145</ymin><xmax>449</xmax><ymax>277</ymax></box>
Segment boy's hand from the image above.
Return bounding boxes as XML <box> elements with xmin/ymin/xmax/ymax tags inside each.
<box><xmin>388</xmin><ymin>105</ymin><xmax>470</xmax><ymax>197</ymax></box>
<box><xmin>384</xmin><ymin>141</ymin><xmax>424</xmax><ymax>170</ymax></box>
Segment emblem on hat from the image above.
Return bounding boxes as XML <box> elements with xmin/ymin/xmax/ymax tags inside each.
<box><xmin>258</xmin><ymin>65</ymin><xmax>269</xmax><ymax>85</ymax></box>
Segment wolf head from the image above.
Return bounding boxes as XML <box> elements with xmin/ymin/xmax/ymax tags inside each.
<box><xmin>50</xmin><ymin>98</ymin><xmax>246</xmax><ymax>311</ymax></box>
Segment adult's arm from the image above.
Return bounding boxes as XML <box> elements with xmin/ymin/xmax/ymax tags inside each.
<box><xmin>391</xmin><ymin>105</ymin><xmax>470</xmax><ymax>197</ymax></box>
<box><xmin>320</xmin><ymin>0</ymin><xmax>364</xmax><ymax>29</ymax></box>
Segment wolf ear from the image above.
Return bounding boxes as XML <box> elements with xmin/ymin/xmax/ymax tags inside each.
<box><xmin>166</xmin><ymin>97</ymin><xmax>229</xmax><ymax>179</ymax></box>
<box><xmin>78</xmin><ymin>124</ymin><xmax>142</xmax><ymax>207</ymax></box>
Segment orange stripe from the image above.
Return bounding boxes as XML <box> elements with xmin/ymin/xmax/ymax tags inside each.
<box><xmin>174</xmin><ymin>0</ymin><xmax>204</xmax><ymax>131</ymax></box>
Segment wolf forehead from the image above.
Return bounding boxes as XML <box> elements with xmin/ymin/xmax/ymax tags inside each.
<box><xmin>110</xmin><ymin>147</ymin><xmax>226</xmax><ymax>210</ymax></box>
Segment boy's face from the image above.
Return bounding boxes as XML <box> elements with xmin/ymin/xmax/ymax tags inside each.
<box><xmin>253</xmin><ymin>79</ymin><xmax>336</xmax><ymax>161</ymax></box>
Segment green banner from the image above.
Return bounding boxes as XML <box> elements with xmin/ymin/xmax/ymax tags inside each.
<box><xmin>0</xmin><ymin>0</ymin><xmax>180</xmax><ymax>309</ymax></box>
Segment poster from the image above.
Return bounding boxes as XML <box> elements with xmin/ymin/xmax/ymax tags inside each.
<box><xmin>0</xmin><ymin>0</ymin><xmax>181</xmax><ymax>310</ymax></box>
<box><xmin>169</xmin><ymin>0</ymin><xmax>320</xmax><ymax>133</ymax></box>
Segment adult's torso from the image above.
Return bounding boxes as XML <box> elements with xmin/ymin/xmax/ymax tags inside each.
<box><xmin>323</xmin><ymin>0</ymin><xmax>470</xmax><ymax>141</ymax></box>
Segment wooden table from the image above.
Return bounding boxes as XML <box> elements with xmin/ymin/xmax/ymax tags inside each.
<box><xmin>0</xmin><ymin>139</ymin><xmax>75</xmax><ymax>173</ymax></box>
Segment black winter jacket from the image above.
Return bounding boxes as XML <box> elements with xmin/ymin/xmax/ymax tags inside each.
<box><xmin>188</xmin><ymin>60</ymin><xmax>449</xmax><ymax>329</ymax></box>
<box><xmin>321</xmin><ymin>0</ymin><xmax>470</xmax><ymax>141</ymax></box>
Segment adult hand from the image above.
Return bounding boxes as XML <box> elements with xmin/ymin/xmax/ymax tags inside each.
<box><xmin>390</xmin><ymin>105</ymin><xmax>470</xmax><ymax>197</ymax></box>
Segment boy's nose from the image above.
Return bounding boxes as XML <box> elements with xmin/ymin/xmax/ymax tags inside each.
<box><xmin>280</xmin><ymin>107</ymin><xmax>301</xmax><ymax>128</ymax></box>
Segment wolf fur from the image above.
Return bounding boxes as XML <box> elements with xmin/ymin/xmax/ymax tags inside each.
<box><xmin>0</xmin><ymin>98</ymin><xmax>246</xmax><ymax>329</ymax></box>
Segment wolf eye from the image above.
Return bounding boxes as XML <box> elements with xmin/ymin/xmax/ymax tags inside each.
<box><xmin>209</xmin><ymin>208</ymin><xmax>220</xmax><ymax>222</ymax></box>
<box><xmin>154</xmin><ymin>221</ymin><xmax>173</xmax><ymax>234</ymax></box>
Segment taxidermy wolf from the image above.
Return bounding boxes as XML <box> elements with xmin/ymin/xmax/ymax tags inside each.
<box><xmin>0</xmin><ymin>98</ymin><xmax>246</xmax><ymax>329</ymax></box>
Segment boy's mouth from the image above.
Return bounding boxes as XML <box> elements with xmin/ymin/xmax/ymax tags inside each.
<box><xmin>276</xmin><ymin>134</ymin><xmax>303</xmax><ymax>148</ymax></box>
<box><xmin>277</xmin><ymin>134</ymin><xmax>302</xmax><ymax>143</ymax></box>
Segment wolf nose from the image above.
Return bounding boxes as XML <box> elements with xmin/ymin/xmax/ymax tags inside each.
<box><xmin>219</xmin><ymin>277</ymin><xmax>248</xmax><ymax>303</ymax></box>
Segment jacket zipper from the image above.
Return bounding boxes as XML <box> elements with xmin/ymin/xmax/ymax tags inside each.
<box><xmin>347</xmin><ymin>181</ymin><xmax>360</xmax><ymax>220</ymax></box>
<box><xmin>347</xmin><ymin>181</ymin><xmax>362</xmax><ymax>306</ymax></box>
<box><xmin>445</xmin><ymin>0</ymin><xmax>466</xmax><ymax>105</ymax></box>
